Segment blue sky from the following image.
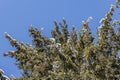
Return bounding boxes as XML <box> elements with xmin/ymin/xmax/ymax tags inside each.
<box><xmin>0</xmin><ymin>0</ymin><xmax>117</xmax><ymax>78</ymax></box>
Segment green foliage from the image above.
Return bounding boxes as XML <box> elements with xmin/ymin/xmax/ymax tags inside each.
<box><xmin>4</xmin><ymin>4</ymin><xmax>120</xmax><ymax>80</ymax></box>
<box><xmin>116</xmin><ymin>0</ymin><xmax>120</xmax><ymax>8</ymax></box>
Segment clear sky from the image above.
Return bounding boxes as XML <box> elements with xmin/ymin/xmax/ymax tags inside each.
<box><xmin>0</xmin><ymin>0</ymin><xmax>118</xmax><ymax>78</ymax></box>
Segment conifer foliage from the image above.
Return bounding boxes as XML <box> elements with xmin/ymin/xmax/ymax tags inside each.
<box><xmin>4</xmin><ymin>4</ymin><xmax>120</xmax><ymax>80</ymax></box>
<box><xmin>0</xmin><ymin>69</ymin><xmax>9</xmax><ymax>80</ymax></box>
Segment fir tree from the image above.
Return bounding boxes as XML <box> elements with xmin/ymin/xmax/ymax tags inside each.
<box><xmin>3</xmin><ymin>3</ymin><xmax>120</xmax><ymax>80</ymax></box>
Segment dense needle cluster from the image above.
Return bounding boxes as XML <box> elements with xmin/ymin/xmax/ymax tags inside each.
<box><xmin>2</xmin><ymin>2</ymin><xmax>120</xmax><ymax>80</ymax></box>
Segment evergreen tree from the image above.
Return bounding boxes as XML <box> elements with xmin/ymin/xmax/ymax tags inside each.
<box><xmin>4</xmin><ymin>3</ymin><xmax>120</xmax><ymax>80</ymax></box>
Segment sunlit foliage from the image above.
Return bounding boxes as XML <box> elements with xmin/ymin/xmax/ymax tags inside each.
<box><xmin>4</xmin><ymin>4</ymin><xmax>120</xmax><ymax>80</ymax></box>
